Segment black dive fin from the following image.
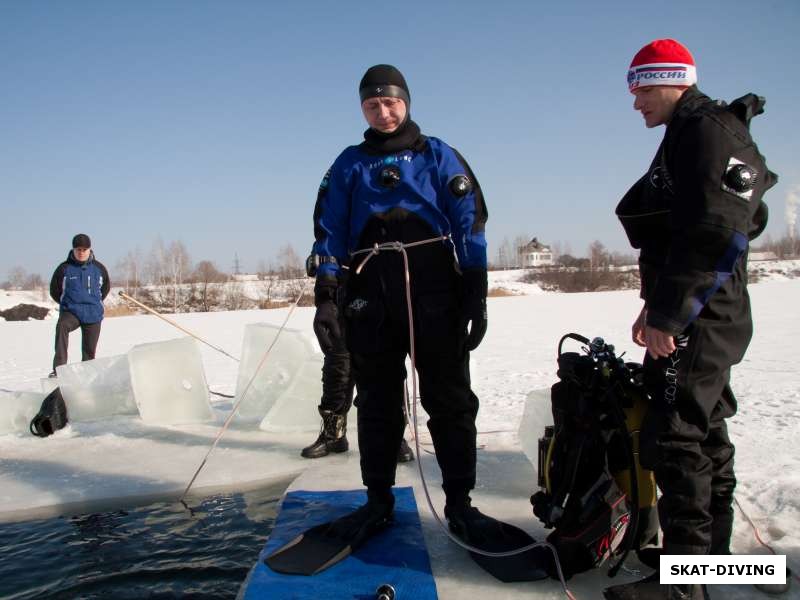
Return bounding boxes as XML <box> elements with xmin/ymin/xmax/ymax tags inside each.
<box><xmin>264</xmin><ymin>522</ymin><xmax>354</xmax><ymax>575</ymax></box>
<box><xmin>264</xmin><ymin>504</ymin><xmax>393</xmax><ymax>576</ymax></box>
<box><xmin>451</xmin><ymin>508</ymin><xmax>551</xmax><ymax>582</ymax></box>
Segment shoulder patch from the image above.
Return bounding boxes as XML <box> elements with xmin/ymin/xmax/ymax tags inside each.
<box><xmin>722</xmin><ymin>157</ymin><xmax>758</xmax><ymax>200</ymax></box>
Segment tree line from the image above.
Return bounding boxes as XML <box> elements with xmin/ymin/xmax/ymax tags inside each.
<box><xmin>4</xmin><ymin>232</ymin><xmax>798</xmax><ymax>301</ymax></box>
<box><xmin>1</xmin><ymin>238</ymin><xmax>310</xmax><ymax>313</ymax></box>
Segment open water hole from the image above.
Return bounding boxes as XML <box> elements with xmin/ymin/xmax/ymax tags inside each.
<box><xmin>0</xmin><ymin>484</ymin><xmax>282</xmax><ymax>599</ymax></box>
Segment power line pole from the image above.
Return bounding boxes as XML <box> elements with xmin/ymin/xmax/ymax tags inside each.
<box><xmin>233</xmin><ymin>253</ymin><xmax>241</xmax><ymax>276</ymax></box>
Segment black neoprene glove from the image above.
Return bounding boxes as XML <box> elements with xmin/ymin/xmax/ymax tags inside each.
<box><xmin>461</xmin><ymin>268</ymin><xmax>488</xmax><ymax>352</ymax></box>
<box><xmin>313</xmin><ymin>280</ymin><xmax>341</xmax><ymax>354</ymax></box>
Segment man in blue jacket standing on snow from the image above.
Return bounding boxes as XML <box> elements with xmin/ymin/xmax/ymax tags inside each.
<box><xmin>49</xmin><ymin>233</ymin><xmax>110</xmax><ymax>376</ymax></box>
<box><xmin>310</xmin><ymin>63</ymin><xmax>489</xmax><ymax>545</ymax></box>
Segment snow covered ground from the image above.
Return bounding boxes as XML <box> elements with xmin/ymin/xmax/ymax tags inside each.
<box><xmin>1</xmin><ymin>275</ymin><xmax>798</xmax><ymax>597</ymax></box>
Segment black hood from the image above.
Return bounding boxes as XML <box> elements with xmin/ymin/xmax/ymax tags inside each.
<box><xmin>362</xmin><ymin>119</ymin><xmax>427</xmax><ymax>155</ymax></box>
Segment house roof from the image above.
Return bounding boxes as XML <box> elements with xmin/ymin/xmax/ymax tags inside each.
<box><xmin>519</xmin><ymin>237</ymin><xmax>551</xmax><ymax>252</ymax></box>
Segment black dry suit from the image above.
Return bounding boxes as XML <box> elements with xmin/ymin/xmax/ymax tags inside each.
<box><xmin>616</xmin><ymin>86</ymin><xmax>776</xmax><ymax>555</ymax></box>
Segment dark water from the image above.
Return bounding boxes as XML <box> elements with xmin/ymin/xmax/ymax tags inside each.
<box><xmin>0</xmin><ymin>485</ymin><xmax>280</xmax><ymax>600</ymax></box>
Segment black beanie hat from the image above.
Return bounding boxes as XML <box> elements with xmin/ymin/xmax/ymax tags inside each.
<box><xmin>72</xmin><ymin>233</ymin><xmax>91</xmax><ymax>248</ymax></box>
<box><xmin>359</xmin><ymin>64</ymin><xmax>410</xmax><ymax>108</ymax></box>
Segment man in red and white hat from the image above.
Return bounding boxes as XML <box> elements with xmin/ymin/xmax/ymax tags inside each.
<box><xmin>606</xmin><ymin>40</ymin><xmax>777</xmax><ymax>600</ymax></box>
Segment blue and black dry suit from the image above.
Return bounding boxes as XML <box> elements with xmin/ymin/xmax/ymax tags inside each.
<box><xmin>50</xmin><ymin>250</ymin><xmax>110</xmax><ymax>371</ymax></box>
<box><xmin>617</xmin><ymin>87</ymin><xmax>776</xmax><ymax>555</ymax></box>
<box><xmin>312</xmin><ymin>123</ymin><xmax>488</xmax><ymax>506</ymax></box>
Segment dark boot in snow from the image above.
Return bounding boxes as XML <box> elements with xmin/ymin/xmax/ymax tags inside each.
<box><xmin>301</xmin><ymin>409</ymin><xmax>348</xmax><ymax>458</ymax></box>
<box><xmin>397</xmin><ymin>437</ymin><xmax>415</xmax><ymax>463</ymax></box>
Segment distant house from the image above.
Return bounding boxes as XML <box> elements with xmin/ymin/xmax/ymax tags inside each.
<box><xmin>518</xmin><ymin>237</ymin><xmax>554</xmax><ymax>267</ymax></box>
<box><xmin>232</xmin><ymin>273</ymin><xmax>259</xmax><ymax>282</ymax></box>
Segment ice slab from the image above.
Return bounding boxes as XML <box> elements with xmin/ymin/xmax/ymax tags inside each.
<box><xmin>518</xmin><ymin>388</ymin><xmax>553</xmax><ymax>471</ymax></box>
<box><xmin>0</xmin><ymin>390</ymin><xmax>45</xmax><ymax>435</ymax></box>
<box><xmin>54</xmin><ymin>355</ymin><xmax>138</xmax><ymax>421</ymax></box>
<box><xmin>234</xmin><ymin>324</ymin><xmax>319</xmax><ymax>423</ymax></box>
<box><xmin>128</xmin><ymin>337</ymin><xmax>213</xmax><ymax>425</ymax></box>
<box><xmin>40</xmin><ymin>378</ymin><xmax>59</xmax><ymax>396</ymax></box>
<box><xmin>259</xmin><ymin>354</ymin><xmax>325</xmax><ymax>433</ymax></box>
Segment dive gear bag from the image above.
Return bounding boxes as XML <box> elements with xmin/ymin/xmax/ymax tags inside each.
<box><xmin>30</xmin><ymin>387</ymin><xmax>69</xmax><ymax>437</ymax></box>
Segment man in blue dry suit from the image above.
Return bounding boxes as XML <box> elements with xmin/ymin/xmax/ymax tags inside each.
<box><xmin>310</xmin><ymin>64</ymin><xmax>490</xmax><ymax>543</ymax></box>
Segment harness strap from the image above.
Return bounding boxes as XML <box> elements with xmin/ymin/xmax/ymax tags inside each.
<box><xmin>351</xmin><ymin>235</ymin><xmax>451</xmax><ymax>275</ymax></box>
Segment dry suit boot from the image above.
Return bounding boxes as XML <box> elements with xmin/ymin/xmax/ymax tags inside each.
<box><xmin>445</xmin><ymin>502</ymin><xmax>550</xmax><ymax>582</ymax></box>
<box><xmin>603</xmin><ymin>572</ymin><xmax>709</xmax><ymax>600</ymax></box>
<box><xmin>301</xmin><ymin>409</ymin><xmax>348</xmax><ymax>459</ymax></box>
<box><xmin>397</xmin><ymin>437</ymin><xmax>415</xmax><ymax>463</ymax></box>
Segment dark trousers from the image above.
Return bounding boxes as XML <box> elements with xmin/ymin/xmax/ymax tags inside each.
<box><xmin>53</xmin><ymin>311</ymin><xmax>101</xmax><ymax>371</ymax></box>
<box><xmin>319</xmin><ymin>309</ymin><xmax>355</xmax><ymax>415</ymax></box>
<box><xmin>640</xmin><ymin>320</ymin><xmax>744</xmax><ymax>555</ymax></box>
<box><xmin>345</xmin><ymin>249</ymin><xmax>478</xmax><ymax>502</ymax></box>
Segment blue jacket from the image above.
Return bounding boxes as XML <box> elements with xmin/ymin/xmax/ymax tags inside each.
<box><xmin>313</xmin><ymin>136</ymin><xmax>487</xmax><ymax>280</ymax></box>
<box><xmin>50</xmin><ymin>251</ymin><xmax>110</xmax><ymax>324</ymax></box>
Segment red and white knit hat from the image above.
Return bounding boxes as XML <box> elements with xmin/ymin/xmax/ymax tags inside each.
<box><xmin>627</xmin><ymin>39</ymin><xmax>696</xmax><ymax>92</ymax></box>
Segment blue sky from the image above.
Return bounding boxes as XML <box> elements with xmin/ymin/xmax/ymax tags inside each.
<box><xmin>2</xmin><ymin>0</ymin><xmax>798</xmax><ymax>279</ymax></box>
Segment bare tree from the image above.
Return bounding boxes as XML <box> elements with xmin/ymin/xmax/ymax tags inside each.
<box><xmin>549</xmin><ymin>240</ymin><xmax>564</xmax><ymax>264</ymax></box>
<box><xmin>256</xmin><ymin>259</ymin><xmax>273</xmax><ymax>279</ymax></box>
<box><xmin>494</xmin><ymin>237</ymin><xmax>516</xmax><ymax>270</ymax></box>
<box><xmin>117</xmin><ymin>248</ymin><xmax>144</xmax><ymax>296</ymax></box>
<box><xmin>588</xmin><ymin>240</ymin><xmax>609</xmax><ymax>272</ymax></box>
<box><xmin>146</xmin><ymin>237</ymin><xmax>169</xmax><ymax>289</ymax></box>
<box><xmin>767</xmin><ymin>232</ymin><xmax>800</xmax><ymax>257</ymax></box>
<box><xmin>23</xmin><ymin>273</ymin><xmax>44</xmax><ymax>290</ymax></box>
<box><xmin>166</xmin><ymin>240</ymin><xmax>192</xmax><ymax>312</ymax></box>
<box><xmin>193</xmin><ymin>260</ymin><xmax>226</xmax><ymax>312</ymax></box>
<box><xmin>609</xmin><ymin>251</ymin><xmax>638</xmax><ymax>267</ymax></box>
<box><xmin>7</xmin><ymin>267</ymin><xmax>26</xmax><ymax>290</ymax></box>
<box><xmin>276</xmin><ymin>244</ymin><xmax>303</xmax><ymax>280</ymax></box>
<box><xmin>513</xmin><ymin>234</ymin><xmax>529</xmax><ymax>268</ymax></box>
<box><xmin>223</xmin><ymin>279</ymin><xmax>248</xmax><ymax>311</ymax></box>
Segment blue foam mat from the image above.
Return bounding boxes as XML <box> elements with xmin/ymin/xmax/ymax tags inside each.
<box><xmin>241</xmin><ymin>486</ymin><xmax>438</xmax><ymax>600</ymax></box>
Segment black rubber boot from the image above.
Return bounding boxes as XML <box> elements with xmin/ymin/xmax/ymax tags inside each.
<box><xmin>397</xmin><ymin>437</ymin><xmax>415</xmax><ymax>463</ymax></box>
<box><xmin>445</xmin><ymin>501</ymin><xmax>506</xmax><ymax>546</ymax></box>
<box><xmin>301</xmin><ymin>409</ymin><xmax>349</xmax><ymax>459</ymax></box>
<box><xmin>323</xmin><ymin>488</ymin><xmax>395</xmax><ymax>550</ymax></box>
